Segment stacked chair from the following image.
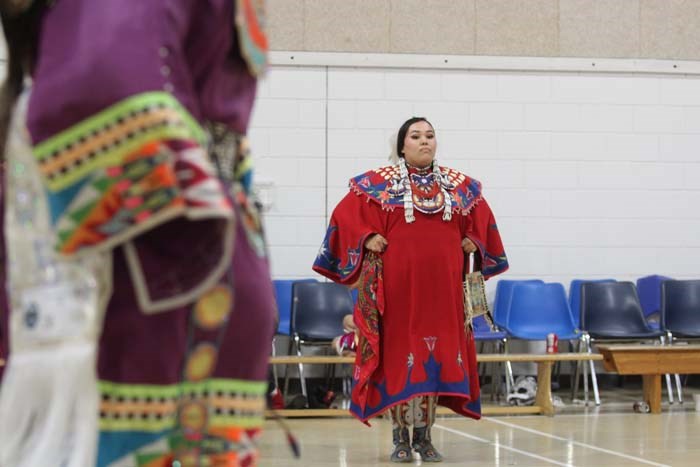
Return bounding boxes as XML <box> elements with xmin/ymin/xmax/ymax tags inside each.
<box><xmin>272</xmin><ymin>278</ymin><xmax>317</xmax><ymax>388</ymax></box>
<box><xmin>273</xmin><ymin>275</ymin><xmax>700</xmax><ymax>411</ymax></box>
<box><xmin>660</xmin><ymin>279</ymin><xmax>700</xmax><ymax>403</ymax></box>
<box><xmin>491</xmin><ymin>279</ymin><xmax>546</xmax><ymax>395</ymax></box>
<box><xmin>501</xmin><ymin>282</ymin><xmax>582</xmax><ymax>402</ymax></box>
<box><xmin>568</xmin><ymin>278</ymin><xmax>616</xmax><ymax>329</ymax></box>
<box><xmin>273</xmin><ymin>279</ymin><xmax>318</xmax><ymax>340</ymax></box>
<box><xmin>575</xmin><ymin>281</ymin><xmax>668</xmax><ymax>406</ymax></box>
<box><xmin>503</xmin><ymin>282</ymin><xmax>580</xmax><ymax>343</ymax></box>
<box><xmin>637</xmin><ymin>274</ymin><xmax>674</xmax><ymax>330</ymax></box>
<box><xmin>472</xmin><ymin>314</ymin><xmax>510</xmax><ymax>400</ymax></box>
<box><xmin>631</xmin><ymin>274</ymin><xmax>683</xmax><ymax>403</ymax></box>
<box><xmin>284</xmin><ymin>281</ymin><xmax>355</xmax><ymax>402</ymax></box>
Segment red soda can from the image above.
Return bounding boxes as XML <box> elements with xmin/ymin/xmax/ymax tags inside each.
<box><xmin>546</xmin><ymin>333</ymin><xmax>559</xmax><ymax>353</ymax></box>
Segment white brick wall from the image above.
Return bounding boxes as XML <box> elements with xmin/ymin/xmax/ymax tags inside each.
<box><xmin>252</xmin><ymin>65</ymin><xmax>700</xmax><ymax>291</ymax></box>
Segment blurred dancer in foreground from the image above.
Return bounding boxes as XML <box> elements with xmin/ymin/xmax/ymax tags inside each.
<box><xmin>0</xmin><ymin>1</ymin><xmax>275</xmax><ymax>465</ymax></box>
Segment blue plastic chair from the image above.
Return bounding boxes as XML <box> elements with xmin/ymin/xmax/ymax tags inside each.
<box><xmin>660</xmin><ymin>279</ymin><xmax>700</xmax><ymax>403</ymax></box>
<box><xmin>637</xmin><ymin>275</ymin><xmax>674</xmax><ymax>330</ymax></box>
<box><xmin>661</xmin><ymin>279</ymin><xmax>700</xmax><ymax>338</ymax></box>
<box><xmin>578</xmin><ymin>281</ymin><xmax>668</xmax><ymax>406</ymax></box>
<box><xmin>491</xmin><ymin>279</ymin><xmax>545</xmax><ymax>395</ymax></box>
<box><xmin>568</xmin><ymin>279</ymin><xmax>616</xmax><ymax>329</ymax></box>
<box><xmin>473</xmin><ymin>315</ymin><xmax>513</xmax><ymax>400</ymax></box>
<box><xmin>581</xmin><ymin>282</ymin><xmax>665</xmax><ymax>340</ymax></box>
<box><xmin>505</xmin><ymin>282</ymin><xmax>584</xmax><ymax>404</ymax></box>
<box><xmin>285</xmin><ymin>282</ymin><xmax>355</xmax><ymax>400</ymax></box>
<box><xmin>493</xmin><ymin>279</ymin><xmax>545</xmax><ymax>329</ymax></box>
<box><xmin>473</xmin><ymin>315</ymin><xmax>506</xmax><ymax>341</ymax></box>
<box><xmin>272</xmin><ymin>279</ymin><xmax>317</xmax><ymax>388</ymax></box>
<box><xmin>505</xmin><ymin>282</ymin><xmax>580</xmax><ymax>341</ymax></box>
<box><xmin>274</xmin><ymin>280</ymin><xmax>296</xmax><ymax>337</ymax></box>
<box><xmin>273</xmin><ymin>279</ymin><xmax>317</xmax><ymax>337</ymax></box>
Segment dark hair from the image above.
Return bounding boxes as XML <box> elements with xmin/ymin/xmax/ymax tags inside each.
<box><xmin>396</xmin><ymin>117</ymin><xmax>433</xmax><ymax>158</ymax></box>
<box><xmin>0</xmin><ymin>1</ymin><xmax>45</xmax><ymax>160</ymax></box>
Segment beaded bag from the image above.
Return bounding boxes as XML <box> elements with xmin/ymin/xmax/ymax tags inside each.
<box><xmin>463</xmin><ymin>253</ymin><xmax>494</xmax><ymax>331</ymax></box>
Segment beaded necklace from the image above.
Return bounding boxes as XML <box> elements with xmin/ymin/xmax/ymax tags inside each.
<box><xmin>396</xmin><ymin>159</ymin><xmax>453</xmax><ymax>224</ymax></box>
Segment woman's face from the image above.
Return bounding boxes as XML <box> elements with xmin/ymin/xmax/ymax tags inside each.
<box><xmin>402</xmin><ymin>121</ymin><xmax>436</xmax><ymax>168</ymax></box>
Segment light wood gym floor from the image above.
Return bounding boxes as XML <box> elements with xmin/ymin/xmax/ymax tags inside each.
<box><xmin>259</xmin><ymin>391</ymin><xmax>699</xmax><ymax>467</ymax></box>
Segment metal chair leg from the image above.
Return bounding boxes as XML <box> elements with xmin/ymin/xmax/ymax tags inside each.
<box><xmin>572</xmin><ymin>336</ymin><xmax>584</xmax><ymax>402</ymax></box>
<box><xmin>327</xmin><ymin>358</ymin><xmax>337</xmax><ymax>392</ymax></box>
<box><xmin>283</xmin><ymin>337</ymin><xmax>294</xmax><ymax>396</ymax></box>
<box><xmin>489</xmin><ymin>341</ymin><xmax>501</xmax><ymax>401</ymax></box>
<box><xmin>294</xmin><ymin>335</ymin><xmax>308</xmax><ymax>400</ymax></box>
<box><xmin>343</xmin><ymin>370</ymin><xmax>350</xmax><ymax>396</ymax></box>
<box><xmin>502</xmin><ymin>338</ymin><xmax>514</xmax><ymax>396</ymax></box>
<box><xmin>665</xmin><ymin>374</ymin><xmax>675</xmax><ymax>404</ymax></box>
<box><xmin>583</xmin><ymin>351</ymin><xmax>590</xmax><ymax>405</ymax></box>
<box><xmin>660</xmin><ymin>335</ymin><xmax>675</xmax><ymax>404</ymax></box>
<box><xmin>675</xmin><ymin>374</ymin><xmax>683</xmax><ymax>403</ymax></box>
<box><xmin>666</xmin><ymin>332</ymin><xmax>684</xmax><ymax>403</ymax></box>
<box><xmin>572</xmin><ymin>359</ymin><xmax>581</xmax><ymax>401</ymax></box>
<box><xmin>584</xmin><ymin>335</ymin><xmax>600</xmax><ymax>405</ymax></box>
<box><xmin>271</xmin><ymin>337</ymin><xmax>279</xmax><ymax>390</ymax></box>
<box><xmin>588</xmin><ymin>357</ymin><xmax>600</xmax><ymax>406</ymax></box>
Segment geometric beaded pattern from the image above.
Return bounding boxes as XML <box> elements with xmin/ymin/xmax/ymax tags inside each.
<box><xmin>98</xmin><ymin>379</ymin><xmax>267</xmax><ymax>432</ymax></box>
<box><xmin>375</xmin><ymin>165</ymin><xmax>465</xmax><ymax>186</ymax></box>
<box><xmin>50</xmin><ymin>137</ymin><xmax>234</xmax><ymax>255</ymax></box>
<box><xmin>351</xmin><ymin>165</ymin><xmax>482</xmax><ymax>215</ymax></box>
<box><xmin>442</xmin><ymin>167</ymin><xmax>467</xmax><ymax>186</ymax></box>
<box><xmin>375</xmin><ymin>165</ymin><xmax>399</xmax><ymax>180</ymax></box>
<box><xmin>33</xmin><ymin>92</ymin><xmax>205</xmax><ymax>193</ymax></box>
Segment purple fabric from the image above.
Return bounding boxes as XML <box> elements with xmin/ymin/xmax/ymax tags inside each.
<box><xmin>21</xmin><ymin>0</ymin><xmax>270</xmax><ymax>385</ymax></box>
<box><xmin>126</xmin><ymin>217</ymin><xmax>229</xmax><ymax>306</ymax></box>
<box><xmin>98</xmin><ymin>213</ymin><xmax>276</xmax><ymax>384</ymax></box>
<box><xmin>27</xmin><ymin>0</ymin><xmax>256</xmax><ymax>143</ymax></box>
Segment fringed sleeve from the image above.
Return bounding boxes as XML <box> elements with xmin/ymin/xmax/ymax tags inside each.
<box><xmin>463</xmin><ymin>198</ymin><xmax>509</xmax><ymax>279</ymax></box>
<box><xmin>312</xmin><ymin>191</ymin><xmax>386</xmax><ymax>285</ymax></box>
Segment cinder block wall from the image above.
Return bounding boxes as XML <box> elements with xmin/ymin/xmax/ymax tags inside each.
<box><xmin>266</xmin><ymin>0</ymin><xmax>700</xmax><ymax>60</ymax></box>
<box><xmin>253</xmin><ymin>67</ymin><xmax>700</xmax><ymax>287</ymax></box>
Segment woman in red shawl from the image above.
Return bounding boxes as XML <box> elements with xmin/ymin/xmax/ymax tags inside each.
<box><xmin>313</xmin><ymin>117</ymin><xmax>508</xmax><ymax>463</ymax></box>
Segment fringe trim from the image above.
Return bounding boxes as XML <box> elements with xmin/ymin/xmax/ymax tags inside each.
<box><xmin>348</xmin><ymin>169</ymin><xmax>484</xmax><ymax>217</ymax></box>
<box><xmin>0</xmin><ymin>343</ymin><xmax>98</xmax><ymax>467</ymax></box>
<box><xmin>434</xmin><ymin>159</ymin><xmax>453</xmax><ymax>221</ymax></box>
<box><xmin>453</xmin><ymin>194</ymin><xmax>484</xmax><ymax>217</ymax></box>
<box><xmin>399</xmin><ymin>162</ymin><xmax>415</xmax><ymax>224</ymax></box>
<box><xmin>349</xmin><ymin>182</ymin><xmax>398</xmax><ymax>212</ymax></box>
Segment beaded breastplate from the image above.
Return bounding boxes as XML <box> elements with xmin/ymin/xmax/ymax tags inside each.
<box><xmin>409</xmin><ymin>172</ymin><xmax>445</xmax><ymax>214</ymax></box>
<box><xmin>350</xmin><ymin>164</ymin><xmax>483</xmax><ymax>221</ymax></box>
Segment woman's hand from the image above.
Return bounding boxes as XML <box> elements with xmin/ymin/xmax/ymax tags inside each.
<box><xmin>462</xmin><ymin>237</ymin><xmax>477</xmax><ymax>254</ymax></box>
<box><xmin>364</xmin><ymin>233</ymin><xmax>388</xmax><ymax>253</ymax></box>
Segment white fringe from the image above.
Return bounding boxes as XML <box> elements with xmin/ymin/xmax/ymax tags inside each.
<box><xmin>433</xmin><ymin>160</ymin><xmax>453</xmax><ymax>221</ymax></box>
<box><xmin>0</xmin><ymin>91</ymin><xmax>102</xmax><ymax>467</ymax></box>
<box><xmin>398</xmin><ymin>162</ymin><xmax>415</xmax><ymax>223</ymax></box>
<box><xmin>0</xmin><ymin>343</ymin><xmax>98</xmax><ymax>467</ymax></box>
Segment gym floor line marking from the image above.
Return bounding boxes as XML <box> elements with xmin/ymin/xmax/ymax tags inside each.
<box><xmin>434</xmin><ymin>424</ymin><xmax>574</xmax><ymax>467</ymax></box>
<box><xmin>484</xmin><ymin>417</ymin><xmax>671</xmax><ymax>467</ymax></box>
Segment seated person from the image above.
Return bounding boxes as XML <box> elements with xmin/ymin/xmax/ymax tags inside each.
<box><xmin>332</xmin><ymin>314</ymin><xmax>358</xmax><ymax>356</ymax></box>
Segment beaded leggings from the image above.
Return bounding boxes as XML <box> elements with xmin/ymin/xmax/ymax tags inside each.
<box><xmin>389</xmin><ymin>395</ymin><xmax>437</xmax><ymax>440</ymax></box>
